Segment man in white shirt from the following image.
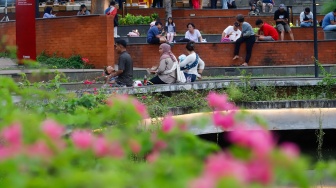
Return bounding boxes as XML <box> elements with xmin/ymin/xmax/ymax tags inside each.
<box><xmin>221</xmin><ymin>22</ymin><xmax>242</xmax><ymax>42</ymax></box>
<box><xmin>300</xmin><ymin>7</ymin><xmax>314</xmax><ymax>27</ymax></box>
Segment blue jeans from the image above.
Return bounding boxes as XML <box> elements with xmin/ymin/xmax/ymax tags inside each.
<box><xmin>300</xmin><ymin>22</ymin><xmax>312</xmax><ymax>27</ymax></box>
<box><xmin>184</xmin><ymin>72</ymin><xmax>196</xmax><ymax>82</ymax></box>
<box><xmin>323</xmin><ymin>25</ymin><xmax>336</xmax><ymax>31</ymax></box>
<box><xmin>221</xmin><ymin>0</ymin><xmax>228</xmax><ymax>9</ymax></box>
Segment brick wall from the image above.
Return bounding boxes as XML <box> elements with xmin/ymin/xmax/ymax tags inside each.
<box><xmin>122</xmin><ymin>41</ymin><xmax>336</xmax><ymax>68</ymax></box>
<box><xmin>0</xmin><ymin>15</ymin><xmax>115</xmax><ymax>68</ymax></box>
<box><xmin>0</xmin><ymin>15</ymin><xmax>333</xmax><ymax>69</ymax></box>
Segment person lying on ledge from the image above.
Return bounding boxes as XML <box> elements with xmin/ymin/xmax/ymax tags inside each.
<box><xmin>148</xmin><ymin>43</ymin><xmax>177</xmax><ymax>85</ymax></box>
<box><xmin>147</xmin><ymin>21</ymin><xmax>167</xmax><ymax>44</ymax></box>
<box><xmin>179</xmin><ymin>41</ymin><xmax>205</xmax><ymax>82</ymax></box>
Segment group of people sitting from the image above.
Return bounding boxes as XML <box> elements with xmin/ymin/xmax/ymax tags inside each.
<box><xmin>146</xmin><ymin>42</ymin><xmax>205</xmax><ymax>85</ymax></box>
<box><xmin>147</xmin><ymin>18</ymin><xmax>205</xmax><ymax>44</ymax></box>
<box><xmin>43</xmin><ymin>4</ymin><xmax>90</xmax><ymax>18</ymax></box>
<box><xmin>104</xmin><ymin>39</ymin><xmax>205</xmax><ymax>87</ymax></box>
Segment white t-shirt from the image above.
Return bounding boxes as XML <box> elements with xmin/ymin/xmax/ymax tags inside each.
<box><xmin>223</xmin><ymin>26</ymin><xmax>241</xmax><ymax>41</ymax></box>
<box><xmin>185</xmin><ymin>29</ymin><xmax>202</xmax><ymax>42</ymax></box>
<box><xmin>179</xmin><ymin>52</ymin><xmax>205</xmax><ymax>76</ymax></box>
<box><xmin>300</xmin><ymin>11</ymin><xmax>313</xmax><ymax>23</ymax></box>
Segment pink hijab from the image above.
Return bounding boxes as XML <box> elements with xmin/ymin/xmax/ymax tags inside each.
<box><xmin>159</xmin><ymin>43</ymin><xmax>177</xmax><ymax>62</ymax></box>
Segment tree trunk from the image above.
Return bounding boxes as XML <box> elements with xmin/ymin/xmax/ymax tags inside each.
<box><xmin>165</xmin><ymin>0</ymin><xmax>172</xmax><ymax>21</ymax></box>
<box><xmin>91</xmin><ymin>0</ymin><xmax>110</xmax><ymax>14</ymax></box>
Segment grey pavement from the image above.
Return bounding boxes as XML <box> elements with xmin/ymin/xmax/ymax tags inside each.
<box><xmin>0</xmin><ymin>58</ymin><xmax>17</xmax><ymax>69</ymax></box>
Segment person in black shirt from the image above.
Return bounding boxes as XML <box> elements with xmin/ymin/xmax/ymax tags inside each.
<box><xmin>274</xmin><ymin>4</ymin><xmax>294</xmax><ymax>41</ymax></box>
<box><xmin>109</xmin><ymin>40</ymin><xmax>134</xmax><ymax>87</ymax></box>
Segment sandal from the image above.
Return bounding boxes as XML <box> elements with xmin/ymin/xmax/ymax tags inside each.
<box><xmin>232</xmin><ymin>55</ymin><xmax>240</xmax><ymax>60</ymax></box>
<box><xmin>240</xmin><ymin>63</ymin><xmax>248</xmax><ymax>67</ymax></box>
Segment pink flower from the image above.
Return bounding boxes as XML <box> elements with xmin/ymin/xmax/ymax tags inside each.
<box><xmin>153</xmin><ymin>140</ymin><xmax>167</xmax><ymax>152</ymax></box>
<box><xmin>213</xmin><ymin>112</ymin><xmax>235</xmax><ymax>130</ymax></box>
<box><xmin>83</xmin><ymin>80</ymin><xmax>93</xmax><ymax>85</ymax></box>
<box><xmin>26</xmin><ymin>140</ymin><xmax>52</xmax><ymax>158</ymax></box>
<box><xmin>229</xmin><ymin>127</ymin><xmax>274</xmax><ymax>157</ymax></box>
<box><xmin>132</xmin><ymin>99</ymin><xmax>149</xmax><ymax>119</ymax></box>
<box><xmin>246</xmin><ymin>159</ymin><xmax>273</xmax><ymax>185</ymax></box>
<box><xmin>93</xmin><ymin>88</ymin><xmax>97</xmax><ymax>92</ymax></box>
<box><xmin>189</xmin><ymin>175</ymin><xmax>216</xmax><ymax>188</ymax></box>
<box><xmin>82</xmin><ymin>58</ymin><xmax>89</xmax><ymax>63</ymax></box>
<box><xmin>129</xmin><ymin>139</ymin><xmax>141</xmax><ymax>154</ymax></box>
<box><xmin>141</xmin><ymin>96</ymin><xmax>147</xmax><ymax>100</ymax></box>
<box><xmin>93</xmin><ymin>137</ymin><xmax>110</xmax><ymax>157</ymax></box>
<box><xmin>1</xmin><ymin>123</ymin><xmax>22</xmax><ymax>147</ymax></box>
<box><xmin>280</xmin><ymin>142</ymin><xmax>300</xmax><ymax>158</ymax></box>
<box><xmin>41</xmin><ymin>119</ymin><xmax>65</xmax><ymax>139</ymax></box>
<box><xmin>204</xmin><ymin>153</ymin><xmax>248</xmax><ymax>182</ymax></box>
<box><xmin>71</xmin><ymin>130</ymin><xmax>94</xmax><ymax>150</ymax></box>
<box><xmin>162</xmin><ymin>113</ymin><xmax>175</xmax><ymax>133</ymax></box>
<box><xmin>110</xmin><ymin>142</ymin><xmax>124</xmax><ymax>158</ymax></box>
<box><xmin>146</xmin><ymin>151</ymin><xmax>159</xmax><ymax>163</ymax></box>
<box><xmin>207</xmin><ymin>92</ymin><xmax>237</xmax><ymax>111</ymax></box>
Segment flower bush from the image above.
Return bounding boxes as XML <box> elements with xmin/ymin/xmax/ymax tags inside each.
<box><xmin>0</xmin><ymin>76</ymin><xmax>335</xmax><ymax>187</ymax></box>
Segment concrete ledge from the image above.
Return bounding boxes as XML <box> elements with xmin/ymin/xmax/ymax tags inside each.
<box><xmin>67</xmin><ymin>77</ymin><xmax>330</xmax><ymax>94</ymax></box>
<box><xmin>179</xmin><ymin>108</ymin><xmax>336</xmax><ymax>135</ymax></box>
<box><xmin>324</xmin><ymin>31</ymin><xmax>336</xmax><ymax>40</ymax></box>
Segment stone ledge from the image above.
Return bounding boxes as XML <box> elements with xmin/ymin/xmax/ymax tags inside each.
<box><xmin>70</xmin><ymin>77</ymin><xmax>330</xmax><ymax>95</ymax></box>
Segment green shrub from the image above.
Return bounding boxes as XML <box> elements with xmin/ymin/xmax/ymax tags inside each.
<box><xmin>36</xmin><ymin>52</ymin><xmax>94</xmax><ymax>69</ymax></box>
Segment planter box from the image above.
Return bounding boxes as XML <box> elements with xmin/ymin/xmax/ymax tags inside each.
<box><xmin>324</xmin><ymin>31</ymin><xmax>336</xmax><ymax>40</ymax></box>
<box><xmin>53</xmin><ymin>6</ymin><xmax>59</xmax><ymax>11</ymax></box>
<box><xmin>66</xmin><ymin>6</ymin><xmax>74</xmax><ymax>11</ymax></box>
<box><xmin>39</xmin><ymin>6</ymin><xmax>45</xmax><ymax>12</ymax></box>
<box><xmin>8</xmin><ymin>7</ymin><xmax>15</xmax><ymax>13</ymax></box>
<box><xmin>59</xmin><ymin>5</ymin><xmax>66</xmax><ymax>11</ymax></box>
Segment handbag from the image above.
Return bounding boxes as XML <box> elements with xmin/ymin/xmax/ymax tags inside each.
<box><xmin>176</xmin><ymin>64</ymin><xmax>186</xmax><ymax>83</ymax></box>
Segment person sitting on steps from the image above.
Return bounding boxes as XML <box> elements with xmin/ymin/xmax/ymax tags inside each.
<box><xmin>232</xmin><ymin>14</ymin><xmax>255</xmax><ymax>67</ymax></box>
<box><xmin>274</xmin><ymin>4</ymin><xmax>294</xmax><ymax>41</ymax></box>
<box><xmin>147</xmin><ymin>21</ymin><xmax>167</xmax><ymax>44</ymax></box>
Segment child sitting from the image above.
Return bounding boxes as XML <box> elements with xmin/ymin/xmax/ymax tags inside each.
<box><xmin>103</xmin><ymin>66</ymin><xmax>118</xmax><ymax>84</ymax></box>
<box><xmin>249</xmin><ymin>4</ymin><xmax>260</xmax><ymax>16</ymax></box>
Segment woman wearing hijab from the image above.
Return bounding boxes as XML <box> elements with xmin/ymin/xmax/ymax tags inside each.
<box><xmin>43</xmin><ymin>7</ymin><xmax>56</xmax><ymax>18</ymax></box>
<box><xmin>149</xmin><ymin>43</ymin><xmax>177</xmax><ymax>85</ymax></box>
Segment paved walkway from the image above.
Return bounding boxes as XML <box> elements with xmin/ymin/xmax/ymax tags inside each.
<box><xmin>0</xmin><ymin>58</ymin><xmax>17</xmax><ymax>69</ymax></box>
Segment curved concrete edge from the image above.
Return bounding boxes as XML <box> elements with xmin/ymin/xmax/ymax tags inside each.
<box><xmin>143</xmin><ymin>108</ymin><xmax>336</xmax><ymax>135</ymax></box>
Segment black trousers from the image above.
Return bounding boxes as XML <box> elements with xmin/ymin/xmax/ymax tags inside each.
<box><xmin>152</xmin><ymin>0</ymin><xmax>163</xmax><ymax>7</ymax></box>
<box><xmin>228</xmin><ymin>1</ymin><xmax>236</xmax><ymax>8</ymax></box>
<box><xmin>210</xmin><ymin>0</ymin><xmax>217</xmax><ymax>8</ymax></box>
<box><xmin>149</xmin><ymin>76</ymin><xmax>166</xmax><ymax>84</ymax></box>
<box><xmin>234</xmin><ymin>35</ymin><xmax>255</xmax><ymax>64</ymax></box>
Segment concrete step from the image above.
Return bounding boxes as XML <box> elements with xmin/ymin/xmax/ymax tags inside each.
<box><xmin>1</xmin><ymin>65</ymin><xmax>335</xmax><ymax>83</ymax></box>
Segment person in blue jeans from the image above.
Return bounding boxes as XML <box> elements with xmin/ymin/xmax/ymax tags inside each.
<box><xmin>179</xmin><ymin>42</ymin><xmax>205</xmax><ymax>82</ymax></box>
<box><xmin>322</xmin><ymin>9</ymin><xmax>336</xmax><ymax>31</ymax></box>
<box><xmin>300</xmin><ymin>7</ymin><xmax>313</xmax><ymax>27</ymax></box>
<box><xmin>221</xmin><ymin>0</ymin><xmax>228</xmax><ymax>9</ymax></box>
